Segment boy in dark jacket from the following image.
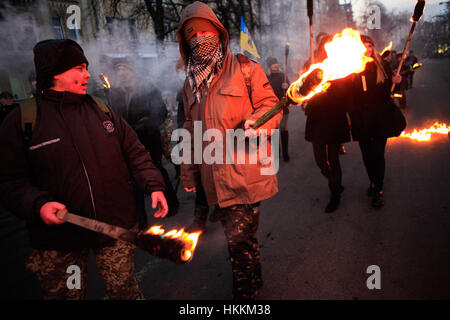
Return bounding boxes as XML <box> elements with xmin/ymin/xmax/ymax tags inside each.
<box><xmin>0</xmin><ymin>39</ymin><xmax>168</xmax><ymax>299</ymax></box>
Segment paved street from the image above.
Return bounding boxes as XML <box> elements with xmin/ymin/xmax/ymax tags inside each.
<box><xmin>1</xmin><ymin>58</ymin><xmax>449</xmax><ymax>300</ymax></box>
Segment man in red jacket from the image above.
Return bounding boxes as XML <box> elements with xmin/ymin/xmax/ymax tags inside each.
<box><xmin>0</xmin><ymin>39</ymin><xmax>168</xmax><ymax>299</ymax></box>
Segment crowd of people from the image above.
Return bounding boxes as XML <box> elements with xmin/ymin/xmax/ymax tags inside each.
<box><xmin>0</xmin><ymin>1</ymin><xmax>411</xmax><ymax>301</ymax></box>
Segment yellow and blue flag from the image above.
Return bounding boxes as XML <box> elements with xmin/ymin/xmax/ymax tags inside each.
<box><xmin>240</xmin><ymin>16</ymin><xmax>260</xmax><ymax>59</ymax></box>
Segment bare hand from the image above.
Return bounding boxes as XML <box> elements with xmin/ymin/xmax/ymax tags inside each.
<box><xmin>184</xmin><ymin>187</ymin><xmax>196</xmax><ymax>192</ymax></box>
<box><xmin>244</xmin><ymin>119</ymin><xmax>259</xmax><ymax>138</ymax></box>
<box><xmin>151</xmin><ymin>191</ymin><xmax>168</xmax><ymax>218</ymax></box>
<box><xmin>40</xmin><ymin>202</ymin><xmax>66</xmax><ymax>225</ymax></box>
<box><xmin>393</xmin><ymin>74</ymin><xmax>402</xmax><ymax>84</ymax></box>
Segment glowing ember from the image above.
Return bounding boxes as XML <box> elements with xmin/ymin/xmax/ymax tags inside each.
<box><xmin>99</xmin><ymin>73</ymin><xmax>111</xmax><ymax>89</ymax></box>
<box><xmin>412</xmin><ymin>62</ymin><xmax>422</xmax><ymax>70</ymax></box>
<box><xmin>287</xmin><ymin>28</ymin><xmax>373</xmax><ymax>104</ymax></box>
<box><xmin>399</xmin><ymin>122</ymin><xmax>449</xmax><ymax>141</ymax></box>
<box><xmin>381</xmin><ymin>41</ymin><xmax>393</xmax><ymax>56</ymax></box>
<box><xmin>392</xmin><ymin>93</ymin><xmax>404</xmax><ymax>98</ymax></box>
<box><xmin>145</xmin><ymin>225</ymin><xmax>202</xmax><ymax>262</ymax></box>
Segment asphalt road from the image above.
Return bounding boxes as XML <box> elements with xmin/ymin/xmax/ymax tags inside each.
<box><xmin>1</xmin><ymin>58</ymin><xmax>449</xmax><ymax>300</ymax></box>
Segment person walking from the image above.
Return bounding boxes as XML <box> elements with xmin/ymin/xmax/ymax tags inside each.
<box><xmin>177</xmin><ymin>2</ymin><xmax>281</xmax><ymax>299</ymax></box>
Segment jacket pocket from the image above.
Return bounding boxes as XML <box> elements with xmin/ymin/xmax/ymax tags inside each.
<box><xmin>219</xmin><ymin>86</ymin><xmax>246</xmax><ymax>97</ymax></box>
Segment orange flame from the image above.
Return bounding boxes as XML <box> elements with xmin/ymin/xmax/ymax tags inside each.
<box><xmin>287</xmin><ymin>28</ymin><xmax>373</xmax><ymax>104</ymax></box>
<box><xmin>399</xmin><ymin>122</ymin><xmax>449</xmax><ymax>141</ymax></box>
<box><xmin>381</xmin><ymin>41</ymin><xmax>393</xmax><ymax>56</ymax></box>
<box><xmin>99</xmin><ymin>73</ymin><xmax>111</xmax><ymax>89</ymax></box>
<box><xmin>145</xmin><ymin>225</ymin><xmax>202</xmax><ymax>262</ymax></box>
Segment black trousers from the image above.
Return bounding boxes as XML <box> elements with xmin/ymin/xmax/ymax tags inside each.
<box><xmin>358</xmin><ymin>138</ymin><xmax>387</xmax><ymax>191</ymax></box>
<box><xmin>312</xmin><ymin>142</ymin><xmax>343</xmax><ymax>195</ymax></box>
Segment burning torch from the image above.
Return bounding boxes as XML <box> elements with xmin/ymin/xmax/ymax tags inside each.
<box><xmin>391</xmin><ymin>0</ymin><xmax>426</xmax><ymax>93</ymax></box>
<box><xmin>99</xmin><ymin>73</ymin><xmax>112</xmax><ymax>105</ymax></box>
<box><xmin>250</xmin><ymin>69</ymin><xmax>323</xmax><ymax>129</ymax></box>
<box><xmin>252</xmin><ymin>28</ymin><xmax>372</xmax><ymax>130</ymax></box>
<box><xmin>56</xmin><ymin>210</ymin><xmax>201</xmax><ymax>264</ymax></box>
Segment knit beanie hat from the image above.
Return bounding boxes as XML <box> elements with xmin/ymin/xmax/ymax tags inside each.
<box><xmin>33</xmin><ymin>39</ymin><xmax>89</xmax><ymax>92</ymax></box>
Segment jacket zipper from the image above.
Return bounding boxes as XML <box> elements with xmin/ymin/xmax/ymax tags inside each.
<box><xmin>59</xmin><ymin>92</ymin><xmax>98</xmax><ymax>219</ymax></box>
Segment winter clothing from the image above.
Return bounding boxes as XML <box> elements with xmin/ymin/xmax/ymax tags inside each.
<box><xmin>109</xmin><ymin>86</ymin><xmax>167</xmax><ymax>162</ymax></box>
<box><xmin>109</xmin><ymin>81</ymin><xmax>179</xmax><ymax>220</ymax></box>
<box><xmin>305</xmin><ymin>78</ymin><xmax>351</xmax><ymax>144</ymax></box>
<box><xmin>0</xmin><ymin>90</ymin><xmax>165</xmax><ymax>250</ymax></box>
<box><xmin>348</xmin><ymin>60</ymin><xmax>396</xmax><ymax>140</ymax></box>
<box><xmin>183</xmin><ymin>17</ymin><xmax>218</xmax><ymax>40</ymax></box>
<box><xmin>0</xmin><ymin>102</ymin><xmax>18</xmax><ymax>125</ymax></box>
<box><xmin>177</xmin><ymin>1</ymin><xmax>280</xmax><ymax>300</ymax></box>
<box><xmin>348</xmin><ymin>54</ymin><xmax>400</xmax><ymax>202</ymax></box>
<box><xmin>33</xmin><ymin>39</ymin><xmax>89</xmax><ymax>92</ymax></box>
<box><xmin>178</xmin><ymin>1</ymin><xmax>281</xmax><ymax>209</ymax></box>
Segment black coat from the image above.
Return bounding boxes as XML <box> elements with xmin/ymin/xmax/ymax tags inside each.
<box><xmin>348</xmin><ymin>61</ymin><xmax>399</xmax><ymax>141</ymax></box>
<box><xmin>0</xmin><ymin>102</ymin><xmax>18</xmax><ymax>125</ymax></box>
<box><xmin>109</xmin><ymin>86</ymin><xmax>167</xmax><ymax>163</ymax></box>
<box><xmin>0</xmin><ymin>90</ymin><xmax>165</xmax><ymax>250</ymax></box>
<box><xmin>267</xmin><ymin>71</ymin><xmax>290</xmax><ymax>114</ymax></box>
<box><xmin>304</xmin><ymin>76</ymin><xmax>351</xmax><ymax>144</ymax></box>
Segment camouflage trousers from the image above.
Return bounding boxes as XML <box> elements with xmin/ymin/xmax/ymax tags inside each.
<box><xmin>218</xmin><ymin>203</ymin><xmax>262</xmax><ymax>300</ymax></box>
<box><xmin>26</xmin><ymin>238</ymin><xmax>144</xmax><ymax>300</ymax></box>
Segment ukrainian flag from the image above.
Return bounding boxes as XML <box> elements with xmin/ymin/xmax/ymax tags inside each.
<box><xmin>240</xmin><ymin>16</ymin><xmax>260</xmax><ymax>59</ymax></box>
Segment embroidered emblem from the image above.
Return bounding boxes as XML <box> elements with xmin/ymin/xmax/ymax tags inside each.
<box><xmin>103</xmin><ymin>120</ymin><xmax>115</xmax><ymax>133</ymax></box>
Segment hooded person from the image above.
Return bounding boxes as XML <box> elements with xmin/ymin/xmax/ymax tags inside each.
<box><xmin>177</xmin><ymin>2</ymin><xmax>281</xmax><ymax>300</ymax></box>
<box><xmin>0</xmin><ymin>39</ymin><xmax>168</xmax><ymax>299</ymax></box>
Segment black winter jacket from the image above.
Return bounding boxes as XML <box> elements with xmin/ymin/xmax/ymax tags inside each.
<box><xmin>304</xmin><ymin>76</ymin><xmax>351</xmax><ymax>144</ymax></box>
<box><xmin>0</xmin><ymin>90</ymin><xmax>165</xmax><ymax>250</ymax></box>
<box><xmin>109</xmin><ymin>86</ymin><xmax>166</xmax><ymax>163</ymax></box>
<box><xmin>348</xmin><ymin>61</ymin><xmax>395</xmax><ymax>141</ymax></box>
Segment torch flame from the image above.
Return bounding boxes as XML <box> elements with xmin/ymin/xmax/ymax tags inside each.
<box><xmin>287</xmin><ymin>28</ymin><xmax>373</xmax><ymax>104</ymax></box>
<box><xmin>399</xmin><ymin>122</ymin><xmax>449</xmax><ymax>141</ymax></box>
<box><xmin>381</xmin><ymin>41</ymin><xmax>393</xmax><ymax>56</ymax></box>
<box><xmin>99</xmin><ymin>73</ymin><xmax>111</xmax><ymax>89</ymax></box>
<box><xmin>145</xmin><ymin>225</ymin><xmax>202</xmax><ymax>262</ymax></box>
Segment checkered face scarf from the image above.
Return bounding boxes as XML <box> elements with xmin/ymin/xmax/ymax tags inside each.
<box><xmin>187</xmin><ymin>34</ymin><xmax>224</xmax><ymax>102</ymax></box>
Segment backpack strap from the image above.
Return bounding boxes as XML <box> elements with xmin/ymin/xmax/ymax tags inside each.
<box><xmin>236</xmin><ymin>53</ymin><xmax>254</xmax><ymax>108</ymax></box>
<box><xmin>19</xmin><ymin>98</ymin><xmax>37</xmax><ymax>141</ymax></box>
<box><xmin>19</xmin><ymin>96</ymin><xmax>112</xmax><ymax>141</ymax></box>
<box><xmin>91</xmin><ymin>96</ymin><xmax>112</xmax><ymax>118</ymax></box>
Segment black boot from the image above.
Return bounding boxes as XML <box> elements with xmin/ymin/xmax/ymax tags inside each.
<box><xmin>325</xmin><ymin>194</ymin><xmax>341</xmax><ymax>213</ymax></box>
<box><xmin>281</xmin><ymin>130</ymin><xmax>290</xmax><ymax>162</ymax></box>
<box><xmin>186</xmin><ymin>205</ymin><xmax>209</xmax><ymax>233</ymax></box>
<box><xmin>371</xmin><ymin>190</ymin><xmax>384</xmax><ymax>208</ymax></box>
